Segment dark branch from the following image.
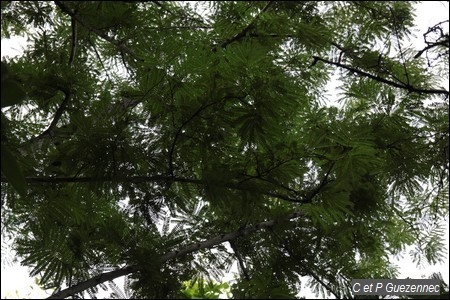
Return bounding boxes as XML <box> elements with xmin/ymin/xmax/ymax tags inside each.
<box><xmin>47</xmin><ymin>266</ymin><xmax>137</xmax><ymax>299</ymax></box>
<box><xmin>151</xmin><ymin>1</ymin><xmax>207</xmax><ymax>27</ymax></box>
<box><xmin>23</xmin><ymin>3</ymin><xmax>78</xmax><ymax>147</ymax></box>
<box><xmin>48</xmin><ymin>210</ymin><xmax>306</xmax><ymax>299</ymax></box>
<box><xmin>23</xmin><ymin>88</ymin><xmax>72</xmax><ymax>146</ymax></box>
<box><xmin>303</xmin><ymin>162</ymin><xmax>334</xmax><ymax>203</ymax></box>
<box><xmin>414</xmin><ymin>40</ymin><xmax>450</xmax><ymax>58</ymax></box>
<box><xmin>308</xmin><ymin>269</ymin><xmax>341</xmax><ymax>299</ymax></box>
<box><xmin>312</xmin><ymin>56</ymin><xmax>450</xmax><ymax>96</ymax></box>
<box><xmin>168</xmin><ymin>99</ymin><xmax>223</xmax><ymax>176</ymax></box>
<box><xmin>1</xmin><ymin>174</ymin><xmax>325</xmax><ymax>204</ymax></box>
<box><xmin>212</xmin><ymin>1</ymin><xmax>274</xmax><ymax>52</ymax></box>
<box><xmin>229</xmin><ymin>240</ymin><xmax>251</xmax><ymax>281</ymax></box>
<box><xmin>54</xmin><ymin>1</ymin><xmax>143</xmax><ymax>61</ymax></box>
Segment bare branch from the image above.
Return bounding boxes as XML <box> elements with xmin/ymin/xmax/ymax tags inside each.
<box><xmin>47</xmin><ymin>266</ymin><xmax>137</xmax><ymax>299</ymax></box>
<box><xmin>312</xmin><ymin>56</ymin><xmax>450</xmax><ymax>96</ymax></box>
<box><xmin>414</xmin><ymin>40</ymin><xmax>450</xmax><ymax>59</ymax></box>
<box><xmin>308</xmin><ymin>269</ymin><xmax>341</xmax><ymax>299</ymax></box>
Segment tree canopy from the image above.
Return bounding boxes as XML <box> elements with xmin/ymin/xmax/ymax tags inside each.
<box><xmin>1</xmin><ymin>1</ymin><xmax>449</xmax><ymax>299</ymax></box>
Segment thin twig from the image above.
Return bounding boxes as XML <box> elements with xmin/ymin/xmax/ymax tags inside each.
<box><xmin>389</xmin><ymin>7</ymin><xmax>411</xmax><ymax>86</ymax></box>
<box><xmin>55</xmin><ymin>1</ymin><xmax>143</xmax><ymax>61</ymax></box>
<box><xmin>414</xmin><ymin>40</ymin><xmax>450</xmax><ymax>59</ymax></box>
<box><xmin>68</xmin><ymin>16</ymin><xmax>77</xmax><ymax>66</ymax></box>
<box><xmin>212</xmin><ymin>1</ymin><xmax>274</xmax><ymax>52</ymax></box>
<box><xmin>229</xmin><ymin>240</ymin><xmax>251</xmax><ymax>281</ymax></box>
<box><xmin>312</xmin><ymin>56</ymin><xmax>450</xmax><ymax>96</ymax></box>
<box><xmin>167</xmin><ymin>98</ymin><xmax>225</xmax><ymax>176</ymax></box>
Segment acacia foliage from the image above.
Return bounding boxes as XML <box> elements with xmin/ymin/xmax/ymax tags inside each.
<box><xmin>1</xmin><ymin>1</ymin><xmax>449</xmax><ymax>299</ymax></box>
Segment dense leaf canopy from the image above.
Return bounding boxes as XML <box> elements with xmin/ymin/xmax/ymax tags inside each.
<box><xmin>1</xmin><ymin>1</ymin><xmax>449</xmax><ymax>299</ymax></box>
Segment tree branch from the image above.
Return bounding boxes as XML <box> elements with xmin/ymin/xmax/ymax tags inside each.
<box><xmin>48</xmin><ymin>210</ymin><xmax>306</xmax><ymax>299</ymax></box>
<box><xmin>1</xmin><ymin>174</ymin><xmax>327</xmax><ymax>204</ymax></box>
<box><xmin>168</xmin><ymin>99</ymin><xmax>224</xmax><ymax>177</ymax></box>
<box><xmin>150</xmin><ymin>1</ymin><xmax>208</xmax><ymax>27</ymax></box>
<box><xmin>414</xmin><ymin>40</ymin><xmax>450</xmax><ymax>59</ymax></box>
<box><xmin>54</xmin><ymin>1</ymin><xmax>143</xmax><ymax>61</ymax></box>
<box><xmin>312</xmin><ymin>56</ymin><xmax>449</xmax><ymax>96</ymax></box>
<box><xmin>23</xmin><ymin>4</ymin><xmax>78</xmax><ymax>147</ymax></box>
<box><xmin>229</xmin><ymin>240</ymin><xmax>251</xmax><ymax>281</ymax></box>
<box><xmin>308</xmin><ymin>269</ymin><xmax>341</xmax><ymax>299</ymax></box>
<box><xmin>212</xmin><ymin>1</ymin><xmax>274</xmax><ymax>52</ymax></box>
<box><xmin>68</xmin><ymin>16</ymin><xmax>77</xmax><ymax>66</ymax></box>
<box><xmin>22</xmin><ymin>88</ymin><xmax>72</xmax><ymax>147</ymax></box>
<box><xmin>303</xmin><ymin>162</ymin><xmax>334</xmax><ymax>203</ymax></box>
<box><xmin>47</xmin><ymin>266</ymin><xmax>137</xmax><ymax>299</ymax></box>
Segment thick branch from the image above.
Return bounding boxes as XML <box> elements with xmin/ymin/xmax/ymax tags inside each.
<box><xmin>47</xmin><ymin>266</ymin><xmax>137</xmax><ymax>299</ymax></box>
<box><xmin>312</xmin><ymin>56</ymin><xmax>449</xmax><ymax>96</ymax></box>
<box><xmin>48</xmin><ymin>210</ymin><xmax>306</xmax><ymax>299</ymax></box>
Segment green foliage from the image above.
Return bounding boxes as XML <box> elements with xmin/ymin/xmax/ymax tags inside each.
<box><xmin>0</xmin><ymin>143</ymin><xmax>27</xmax><ymax>197</ymax></box>
<box><xmin>181</xmin><ymin>279</ymin><xmax>230</xmax><ymax>299</ymax></box>
<box><xmin>1</xmin><ymin>62</ymin><xmax>27</xmax><ymax>108</ymax></box>
<box><xmin>1</xmin><ymin>61</ymin><xmax>28</xmax><ymax>197</ymax></box>
<box><xmin>0</xmin><ymin>1</ymin><xmax>448</xmax><ymax>299</ymax></box>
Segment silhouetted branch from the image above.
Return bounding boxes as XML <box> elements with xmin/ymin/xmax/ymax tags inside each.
<box><xmin>48</xmin><ymin>210</ymin><xmax>307</xmax><ymax>299</ymax></box>
<box><xmin>414</xmin><ymin>40</ymin><xmax>450</xmax><ymax>58</ymax></box>
<box><xmin>23</xmin><ymin>88</ymin><xmax>72</xmax><ymax>147</ymax></box>
<box><xmin>212</xmin><ymin>1</ymin><xmax>274</xmax><ymax>52</ymax></box>
<box><xmin>55</xmin><ymin>1</ymin><xmax>143</xmax><ymax>61</ymax></box>
<box><xmin>312</xmin><ymin>56</ymin><xmax>449</xmax><ymax>96</ymax></box>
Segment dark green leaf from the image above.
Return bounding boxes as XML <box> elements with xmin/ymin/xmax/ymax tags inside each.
<box><xmin>1</xmin><ymin>78</ymin><xmax>27</xmax><ymax>107</ymax></box>
<box><xmin>1</xmin><ymin>144</ymin><xmax>27</xmax><ymax>196</ymax></box>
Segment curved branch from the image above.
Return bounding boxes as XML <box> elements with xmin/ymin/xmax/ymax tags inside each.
<box><xmin>48</xmin><ymin>210</ymin><xmax>306</xmax><ymax>299</ymax></box>
<box><xmin>23</xmin><ymin>89</ymin><xmax>72</xmax><ymax>146</ymax></box>
<box><xmin>54</xmin><ymin>1</ymin><xmax>143</xmax><ymax>61</ymax></box>
<box><xmin>312</xmin><ymin>56</ymin><xmax>449</xmax><ymax>96</ymax></box>
<box><xmin>414</xmin><ymin>40</ymin><xmax>450</xmax><ymax>58</ymax></box>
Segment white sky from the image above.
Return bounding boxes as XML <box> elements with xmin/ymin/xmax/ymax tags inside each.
<box><xmin>1</xmin><ymin>1</ymin><xmax>449</xmax><ymax>299</ymax></box>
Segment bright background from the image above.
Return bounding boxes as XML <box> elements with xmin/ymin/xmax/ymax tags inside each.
<box><xmin>1</xmin><ymin>1</ymin><xmax>449</xmax><ymax>298</ymax></box>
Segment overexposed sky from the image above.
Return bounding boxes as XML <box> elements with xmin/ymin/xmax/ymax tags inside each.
<box><xmin>1</xmin><ymin>1</ymin><xmax>449</xmax><ymax>299</ymax></box>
